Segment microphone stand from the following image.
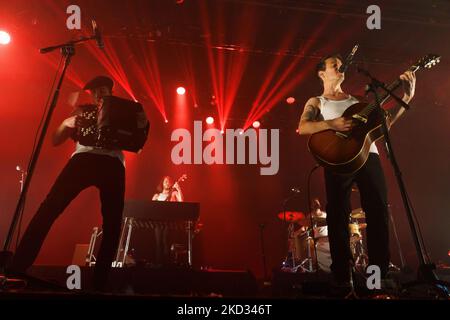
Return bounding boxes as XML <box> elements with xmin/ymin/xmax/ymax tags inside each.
<box><xmin>306</xmin><ymin>165</ymin><xmax>321</xmax><ymax>276</ymax></box>
<box><xmin>0</xmin><ymin>35</ymin><xmax>97</xmax><ymax>285</ymax></box>
<box><xmin>280</xmin><ymin>192</ymin><xmax>300</xmax><ymax>271</ymax></box>
<box><xmin>258</xmin><ymin>223</ymin><xmax>269</xmax><ymax>285</ymax></box>
<box><xmin>14</xmin><ymin>167</ymin><xmax>27</xmax><ymax>251</ymax></box>
<box><xmin>358</xmin><ymin>67</ymin><xmax>449</xmax><ymax>298</ymax></box>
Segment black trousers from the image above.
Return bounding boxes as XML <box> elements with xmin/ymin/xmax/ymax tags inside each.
<box><xmin>11</xmin><ymin>153</ymin><xmax>125</xmax><ymax>289</ymax></box>
<box><xmin>324</xmin><ymin>153</ymin><xmax>390</xmax><ymax>281</ymax></box>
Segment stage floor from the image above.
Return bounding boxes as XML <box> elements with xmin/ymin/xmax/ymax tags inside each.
<box><xmin>1</xmin><ymin>265</ymin><xmax>448</xmax><ymax>300</ymax></box>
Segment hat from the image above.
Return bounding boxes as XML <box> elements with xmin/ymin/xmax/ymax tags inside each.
<box><xmin>83</xmin><ymin>75</ymin><xmax>114</xmax><ymax>91</ymax></box>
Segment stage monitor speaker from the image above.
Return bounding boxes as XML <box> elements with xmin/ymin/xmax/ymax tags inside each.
<box><xmin>72</xmin><ymin>244</ymin><xmax>89</xmax><ymax>266</ymax></box>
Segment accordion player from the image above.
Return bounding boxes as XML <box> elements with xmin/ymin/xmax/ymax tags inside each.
<box><xmin>72</xmin><ymin>96</ymin><xmax>150</xmax><ymax>153</ymax></box>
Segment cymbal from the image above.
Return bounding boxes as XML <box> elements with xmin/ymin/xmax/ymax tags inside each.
<box><xmin>350</xmin><ymin>208</ymin><xmax>366</xmax><ymax>219</ymax></box>
<box><xmin>278</xmin><ymin>211</ymin><xmax>306</xmax><ymax>222</ymax></box>
<box><xmin>349</xmin><ymin>223</ymin><xmax>367</xmax><ymax>230</ymax></box>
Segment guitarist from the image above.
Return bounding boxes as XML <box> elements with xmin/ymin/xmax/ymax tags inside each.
<box><xmin>152</xmin><ymin>175</ymin><xmax>185</xmax><ymax>202</ymax></box>
<box><xmin>151</xmin><ymin>175</ymin><xmax>185</xmax><ymax>266</ymax></box>
<box><xmin>297</xmin><ymin>54</ymin><xmax>415</xmax><ymax>286</ymax></box>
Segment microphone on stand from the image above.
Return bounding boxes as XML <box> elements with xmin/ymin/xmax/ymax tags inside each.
<box><xmin>91</xmin><ymin>20</ymin><xmax>104</xmax><ymax>49</ymax></box>
<box><xmin>339</xmin><ymin>44</ymin><xmax>359</xmax><ymax>73</ymax></box>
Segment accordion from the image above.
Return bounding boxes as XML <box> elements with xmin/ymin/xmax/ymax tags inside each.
<box><xmin>73</xmin><ymin>96</ymin><xmax>149</xmax><ymax>153</ymax></box>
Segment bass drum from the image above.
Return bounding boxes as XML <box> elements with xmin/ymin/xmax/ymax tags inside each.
<box><xmin>292</xmin><ymin>229</ymin><xmax>332</xmax><ymax>273</ymax></box>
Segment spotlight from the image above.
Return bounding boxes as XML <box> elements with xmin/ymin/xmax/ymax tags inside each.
<box><xmin>0</xmin><ymin>31</ymin><xmax>11</xmax><ymax>45</ymax></box>
<box><xmin>165</xmin><ymin>119</ymin><xmax>169</xmax><ymax>123</ymax></box>
<box><xmin>239</xmin><ymin>130</ymin><xmax>244</xmax><ymax>135</ymax></box>
<box><xmin>176</xmin><ymin>87</ymin><xmax>186</xmax><ymax>95</ymax></box>
<box><xmin>220</xmin><ymin>130</ymin><xmax>224</xmax><ymax>134</ymax></box>
<box><xmin>252</xmin><ymin>121</ymin><xmax>260</xmax><ymax>129</ymax></box>
<box><xmin>286</xmin><ymin>96</ymin><xmax>295</xmax><ymax>104</ymax></box>
<box><xmin>210</xmin><ymin>95</ymin><xmax>217</xmax><ymax>106</ymax></box>
<box><xmin>205</xmin><ymin>116</ymin><xmax>214</xmax><ymax>125</ymax></box>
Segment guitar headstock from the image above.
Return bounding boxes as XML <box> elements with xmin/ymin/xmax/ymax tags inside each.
<box><xmin>178</xmin><ymin>174</ymin><xmax>188</xmax><ymax>182</ymax></box>
<box><xmin>413</xmin><ymin>54</ymin><xmax>441</xmax><ymax>71</ymax></box>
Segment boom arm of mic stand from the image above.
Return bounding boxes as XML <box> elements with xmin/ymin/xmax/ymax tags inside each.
<box><xmin>39</xmin><ymin>36</ymin><xmax>95</xmax><ymax>54</ymax></box>
<box><xmin>357</xmin><ymin>67</ymin><xmax>411</xmax><ymax>110</ymax></box>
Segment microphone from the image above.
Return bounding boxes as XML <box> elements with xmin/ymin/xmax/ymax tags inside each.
<box><xmin>339</xmin><ymin>44</ymin><xmax>359</xmax><ymax>73</ymax></box>
<box><xmin>91</xmin><ymin>20</ymin><xmax>104</xmax><ymax>49</ymax></box>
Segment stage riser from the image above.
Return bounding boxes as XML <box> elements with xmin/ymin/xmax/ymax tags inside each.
<box><xmin>28</xmin><ymin>266</ymin><xmax>258</xmax><ymax>297</ymax></box>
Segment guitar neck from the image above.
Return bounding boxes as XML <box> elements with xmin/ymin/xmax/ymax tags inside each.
<box><xmin>360</xmin><ymin>79</ymin><xmax>403</xmax><ymax>117</ymax></box>
<box><xmin>359</xmin><ymin>64</ymin><xmax>420</xmax><ymax>117</ymax></box>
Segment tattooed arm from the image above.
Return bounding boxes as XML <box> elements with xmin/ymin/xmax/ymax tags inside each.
<box><xmin>298</xmin><ymin>97</ymin><xmax>355</xmax><ymax>135</ymax></box>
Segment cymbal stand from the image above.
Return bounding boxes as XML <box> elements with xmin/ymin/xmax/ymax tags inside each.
<box><xmin>297</xmin><ymin>230</ymin><xmax>316</xmax><ymax>273</ymax></box>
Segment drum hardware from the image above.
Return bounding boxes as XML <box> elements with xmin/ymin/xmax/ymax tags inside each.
<box><xmin>349</xmin><ymin>214</ymin><xmax>368</xmax><ymax>273</ymax></box>
<box><xmin>345</xmin><ymin>263</ymin><xmax>360</xmax><ymax>299</ymax></box>
<box><xmin>293</xmin><ymin>228</ymin><xmax>316</xmax><ymax>273</ymax></box>
<box><xmin>351</xmin><ymin>207</ymin><xmax>403</xmax><ymax>273</ymax></box>
<box><xmin>350</xmin><ymin>208</ymin><xmax>366</xmax><ymax>219</ymax></box>
<box><xmin>280</xmin><ymin>208</ymin><xmax>329</xmax><ymax>273</ymax></box>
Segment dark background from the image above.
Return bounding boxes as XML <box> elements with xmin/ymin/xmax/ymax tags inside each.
<box><xmin>0</xmin><ymin>0</ymin><xmax>449</xmax><ymax>278</ymax></box>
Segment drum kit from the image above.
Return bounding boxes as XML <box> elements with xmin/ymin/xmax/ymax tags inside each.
<box><xmin>280</xmin><ymin>205</ymin><xmax>369</xmax><ymax>273</ymax></box>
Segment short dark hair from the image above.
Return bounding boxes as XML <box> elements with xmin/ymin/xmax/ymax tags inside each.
<box><xmin>316</xmin><ymin>54</ymin><xmax>343</xmax><ymax>85</ymax></box>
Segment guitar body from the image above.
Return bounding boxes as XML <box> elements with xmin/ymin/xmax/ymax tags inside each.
<box><xmin>307</xmin><ymin>102</ymin><xmax>385</xmax><ymax>175</ymax></box>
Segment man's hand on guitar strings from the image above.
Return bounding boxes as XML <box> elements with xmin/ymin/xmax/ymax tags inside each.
<box><xmin>327</xmin><ymin>117</ymin><xmax>356</xmax><ymax>132</ymax></box>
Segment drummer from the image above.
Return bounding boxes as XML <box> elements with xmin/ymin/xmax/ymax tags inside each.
<box><xmin>311</xmin><ymin>198</ymin><xmax>328</xmax><ymax>238</ymax></box>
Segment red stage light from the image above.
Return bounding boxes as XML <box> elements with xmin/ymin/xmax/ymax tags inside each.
<box><xmin>0</xmin><ymin>31</ymin><xmax>11</xmax><ymax>45</ymax></box>
<box><xmin>165</xmin><ymin>119</ymin><xmax>169</xmax><ymax>123</ymax></box>
<box><xmin>206</xmin><ymin>116</ymin><xmax>214</xmax><ymax>125</ymax></box>
<box><xmin>286</xmin><ymin>96</ymin><xmax>296</xmax><ymax>104</ymax></box>
<box><xmin>176</xmin><ymin>87</ymin><xmax>186</xmax><ymax>95</ymax></box>
<box><xmin>252</xmin><ymin>121</ymin><xmax>260</xmax><ymax>129</ymax></box>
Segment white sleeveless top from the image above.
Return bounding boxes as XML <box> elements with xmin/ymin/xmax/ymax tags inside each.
<box><xmin>155</xmin><ymin>192</ymin><xmax>170</xmax><ymax>201</ymax></box>
<box><xmin>317</xmin><ymin>95</ymin><xmax>378</xmax><ymax>154</ymax></box>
